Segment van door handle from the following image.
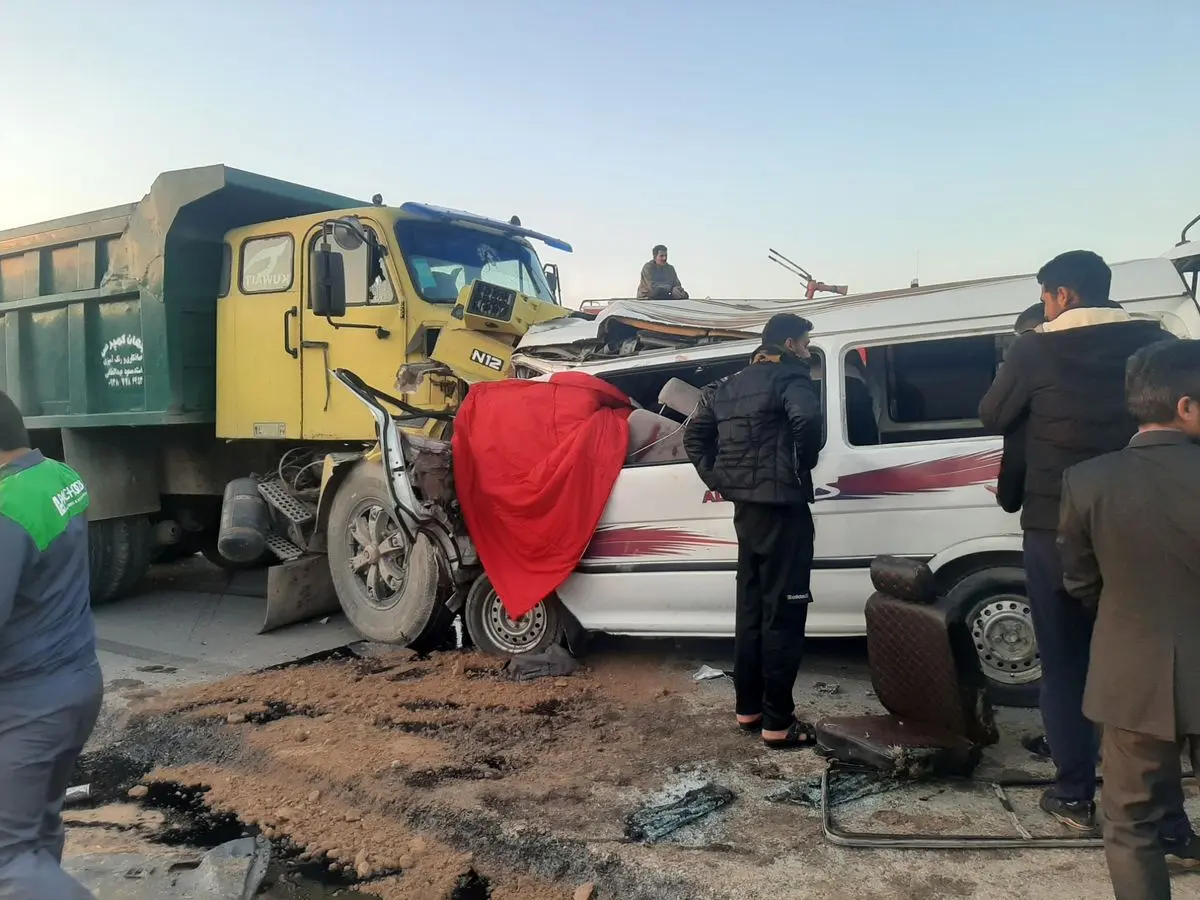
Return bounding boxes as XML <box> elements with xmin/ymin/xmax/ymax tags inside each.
<box><xmin>283</xmin><ymin>307</ymin><xmax>298</xmax><ymax>358</ymax></box>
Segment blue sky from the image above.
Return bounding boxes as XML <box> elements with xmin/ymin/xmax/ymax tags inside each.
<box><xmin>2</xmin><ymin>1</ymin><xmax>1197</xmax><ymax>306</ymax></box>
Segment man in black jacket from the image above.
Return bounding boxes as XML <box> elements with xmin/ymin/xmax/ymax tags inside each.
<box><xmin>979</xmin><ymin>250</ymin><xmax>1176</xmax><ymax>832</ymax></box>
<box><xmin>683</xmin><ymin>313</ymin><xmax>823</xmax><ymax>749</ymax></box>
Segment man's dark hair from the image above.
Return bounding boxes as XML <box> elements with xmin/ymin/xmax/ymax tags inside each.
<box><xmin>1126</xmin><ymin>339</ymin><xmax>1200</xmax><ymax>426</ymax></box>
<box><xmin>0</xmin><ymin>390</ymin><xmax>30</xmax><ymax>452</ymax></box>
<box><xmin>1036</xmin><ymin>250</ymin><xmax>1112</xmax><ymax>308</ymax></box>
<box><xmin>1014</xmin><ymin>303</ymin><xmax>1045</xmax><ymax>334</ymax></box>
<box><xmin>652</xmin><ymin>244</ymin><xmax>667</xmax><ymax>256</ymax></box>
<box><xmin>762</xmin><ymin>313</ymin><xmax>814</xmax><ymax>347</ymax></box>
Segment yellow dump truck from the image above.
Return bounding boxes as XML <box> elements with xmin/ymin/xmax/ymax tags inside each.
<box><xmin>0</xmin><ymin>165</ymin><xmax>572</xmax><ymax>646</ymax></box>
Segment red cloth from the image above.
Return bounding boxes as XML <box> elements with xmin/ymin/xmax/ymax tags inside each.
<box><xmin>451</xmin><ymin>372</ymin><xmax>632</xmax><ymax>618</ymax></box>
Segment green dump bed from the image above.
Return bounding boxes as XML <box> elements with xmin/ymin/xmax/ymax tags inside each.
<box><xmin>0</xmin><ymin>165</ymin><xmax>361</xmax><ymax>429</ymax></box>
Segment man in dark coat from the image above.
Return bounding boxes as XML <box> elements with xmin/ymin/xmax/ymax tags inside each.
<box><xmin>979</xmin><ymin>250</ymin><xmax>1176</xmax><ymax>832</ymax></box>
<box><xmin>683</xmin><ymin>313</ymin><xmax>822</xmax><ymax>749</ymax></box>
<box><xmin>1059</xmin><ymin>339</ymin><xmax>1200</xmax><ymax>896</ymax></box>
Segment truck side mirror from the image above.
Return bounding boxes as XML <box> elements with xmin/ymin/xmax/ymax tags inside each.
<box><xmin>543</xmin><ymin>263</ymin><xmax>560</xmax><ymax>303</ymax></box>
<box><xmin>310</xmin><ymin>245</ymin><xmax>347</xmax><ymax>317</ymax></box>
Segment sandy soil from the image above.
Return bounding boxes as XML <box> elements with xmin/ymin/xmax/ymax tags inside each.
<box><xmin>101</xmin><ymin>641</ymin><xmax>1200</xmax><ymax>900</ymax></box>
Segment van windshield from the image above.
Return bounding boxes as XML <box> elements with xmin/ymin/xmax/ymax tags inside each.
<box><xmin>394</xmin><ymin>219</ymin><xmax>556</xmax><ymax>305</ymax></box>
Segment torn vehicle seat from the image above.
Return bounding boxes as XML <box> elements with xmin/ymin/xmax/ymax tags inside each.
<box><xmin>626</xmin><ymin>408</ymin><xmax>686</xmax><ymax>463</ymax></box>
<box><xmin>814</xmin><ymin>555</ymin><xmax>999</xmax><ymax>778</ymax></box>
<box><xmin>657</xmin><ymin>377</ymin><xmax>702</xmax><ymax>418</ymax></box>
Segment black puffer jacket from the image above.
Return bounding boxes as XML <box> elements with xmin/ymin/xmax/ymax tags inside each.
<box><xmin>979</xmin><ymin>312</ymin><xmax>1174</xmax><ymax>531</ymax></box>
<box><xmin>683</xmin><ymin>347</ymin><xmax>822</xmax><ymax>506</ymax></box>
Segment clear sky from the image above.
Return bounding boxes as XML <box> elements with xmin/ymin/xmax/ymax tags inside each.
<box><xmin>2</xmin><ymin>1</ymin><xmax>1197</xmax><ymax>307</ymax></box>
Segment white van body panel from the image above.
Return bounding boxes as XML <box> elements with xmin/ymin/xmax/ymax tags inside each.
<box><xmin>533</xmin><ymin>255</ymin><xmax>1198</xmax><ymax>640</ymax></box>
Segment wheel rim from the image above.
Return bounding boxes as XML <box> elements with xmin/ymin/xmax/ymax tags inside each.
<box><xmin>970</xmin><ymin>594</ymin><xmax>1041</xmax><ymax>686</ymax></box>
<box><xmin>344</xmin><ymin>500</ymin><xmax>410</xmax><ymax>611</ymax></box>
<box><xmin>481</xmin><ymin>588</ymin><xmax>548</xmax><ymax>654</ymax></box>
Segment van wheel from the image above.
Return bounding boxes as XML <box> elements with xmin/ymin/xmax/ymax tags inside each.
<box><xmin>327</xmin><ymin>462</ymin><xmax>452</xmax><ymax>651</ymax></box>
<box><xmin>464</xmin><ymin>574</ymin><xmax>564</xmax><ymax>657</ymax></box>
<box><xmin>88</xmin><ymin>516</ymin><xmax>154</xmax><ymax>605</ymax></box>
<box><xmin>945</xmin><ymin>566</ymin><xmax>1040</xmax><ymax>709</ymax></box>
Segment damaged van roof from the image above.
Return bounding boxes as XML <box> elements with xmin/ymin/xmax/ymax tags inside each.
<box><xmin>520</xmin><ymin>256</ymin><xmax>1191</xmax><ymax>354</ymax></box>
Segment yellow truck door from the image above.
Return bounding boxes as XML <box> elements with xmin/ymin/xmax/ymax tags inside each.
<box><xmin>297</xmin><ymin>219</ymin><xmax>405</xmax><ymax>440</ymax></box>
<box><xmin>216</xmin><ymin>233</ymin><xmax>304</xmax><ymax>439</ymax></box>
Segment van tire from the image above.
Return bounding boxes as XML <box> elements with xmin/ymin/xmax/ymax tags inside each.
<box><xmin>327</xmin><ymin>462</ymin><xmax>452</xmax><ymax>651</ymax></box>
<box><xmin>464</xmin><ymin>574</ymin><xmax>565</xmax><ymax>657</ymax></box>
<box><xmin>944</xmin><ymin>565</ymin><xmax>1040</xmax><ymax>709</ymax></box>
<box><xmin>88</xmin><ymin>515</ymin><xmax>154</xmax><ymax>605</ymax></box>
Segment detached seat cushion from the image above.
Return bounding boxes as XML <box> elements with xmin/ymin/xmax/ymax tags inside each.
<box><xmin>626</xmin><ymin>409</ymin><xmax>687</xmax><ymax>463</ymax></box>
<box><xmin>814</xmin><ymin>556</ymin><xmax>998</xmax><ymax>778</ymax></box>
<box><xmin>815</xmin><ymin>715</ymin><xmax>982</xmax><ymax>778</ymax></box>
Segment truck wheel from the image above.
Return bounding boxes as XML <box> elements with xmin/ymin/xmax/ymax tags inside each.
<box><xmin>88</xmin><ymin>516</ymin><xmax>153</xmax><ymax>605</ymax></box>
<box><xmin>945</xmin><ymin>566</ymin><xmax>1040</xmax><ymax>709</ymax></box>
<box><xmin>463</xmin><ymin>574</ymin><xmax>565</xmax><ymax>657</ymax></box>
<box><xmin>327</xmin><ymin>462</ymin><xmax>452</xmax><ymax>651</ymax></box>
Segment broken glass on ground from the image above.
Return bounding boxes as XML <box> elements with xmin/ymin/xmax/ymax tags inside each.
<box><xmin>624</xmin><ymin>783</ymin><xmax>736</xmax><ymax>843</ymax></box>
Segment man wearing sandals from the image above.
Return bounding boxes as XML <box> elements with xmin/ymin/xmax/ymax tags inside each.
<box><xmin>684</xmin><ymin>314</ymin><xmax>823</xmax><ymax>749</ymax></box>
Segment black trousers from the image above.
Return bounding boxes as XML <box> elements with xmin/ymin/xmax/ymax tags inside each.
<box><xmin>1101</xmin><ymin>726</ymin><xmax>1200</xmax><ymax>900</ymax></box>
<box><xmin>732</xmin><ymin>502</ymin><xmax>814</xmax><ymax>732</ymax></box>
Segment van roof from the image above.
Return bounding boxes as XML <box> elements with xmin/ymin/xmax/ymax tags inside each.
<box><xmin>519</xmin><ymin>256</ymin><xmax>1192</xmax><ymax>355</ymax></box>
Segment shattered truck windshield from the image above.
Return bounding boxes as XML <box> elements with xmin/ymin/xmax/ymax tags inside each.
<box><xmin>395</xmin><ymin>219</ymin><xmax>556</xmax><ymax>305</ymax></box>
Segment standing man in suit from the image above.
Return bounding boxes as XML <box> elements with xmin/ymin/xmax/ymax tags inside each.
<box><xmin>979</xmin><ymin>250</ymin><xmax>1175</xmax><ymax>831</ymax></box>
<box><xmin>683</xmin><ymin>313</ymin><xmax>823</xmax><ymax>749</ymax></box>
<box><xmin>1059</xmin><ymin>339</ymin><xmax>1200</xmax><ymax>898</ymax></box>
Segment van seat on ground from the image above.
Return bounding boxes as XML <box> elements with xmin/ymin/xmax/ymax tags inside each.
<box><xmin>814</xmin><ymin>555</ymin><xmax>998</xmax><ymax>778</ymax></box>
<box><xmin>658</xmin><ymin>378</ymin><xmax>702</xmax><ymax>418</ymax></box>
<box><xmin>626</xmin><ymin>409</ymin><xmax>687</xmax><ymax>464</ymax></box>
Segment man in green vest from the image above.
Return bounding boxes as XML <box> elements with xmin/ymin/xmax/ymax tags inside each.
<box><xmin>0</xmin><ymin>390</ymin><xmax>101</xmax><ymax>899</ymax></box>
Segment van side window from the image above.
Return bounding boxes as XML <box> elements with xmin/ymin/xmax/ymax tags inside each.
<box><xmin>605</xmin><ymin>351</ymin><xmax>827</xmax><ymax>468</ymax></box>
<box><xmin>845</xmin><ymin>335</ymin><xmax>1003</xmax><ymax>446</ymax></box>
<box><xmin>240</xmin><ymin>234</ymin><xmax>294</xmax><ymax>294</ymax></box>
<box><xmin>308</xmin><ymin>225</ymin><xmax>394</xmax><ymax>307</ymax></box>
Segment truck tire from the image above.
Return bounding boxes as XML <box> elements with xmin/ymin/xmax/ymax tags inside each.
<box><xmin>464</xmin><ymin>574</ymin><xmax>565</xmax><ymax>657</ymax></box>
<box><xmin>88</xmin><ymin>515</ymin><xmax>154</xmax><ymax>605</ymax></box>
<box><xmin>326</xmin><ymin>462</ymin><xmax>453</xmax><ymax>651</ymax></box>
<box><xmin>944</xmin><ymin>565</ymin><xmax>1040</xmax><ymax>709</ymax></box>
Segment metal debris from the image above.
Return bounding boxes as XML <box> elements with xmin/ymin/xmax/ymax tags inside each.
<box><xmin>624</xmin><ymin>783</ymin><xmax>736</xmax><ymax>843</ymax></box>
<box><xmin>767</xmin><ymin>770</ymin><xmax>904</xmax><ymax>809</ymax></box>
<box><xmin>692</xmin><ymin>665</ymin><xmax>729</xmax><ymax>682</ymax></box>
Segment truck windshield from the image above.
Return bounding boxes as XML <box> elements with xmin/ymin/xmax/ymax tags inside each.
<box><xmin>395</xmin><ymin>219</ymin><xmax>557</xmax><ymax>305</ymax></box>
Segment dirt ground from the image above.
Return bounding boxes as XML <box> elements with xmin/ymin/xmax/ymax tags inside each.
<box><xmin>82</xmin><ymin>639</ymin><xmax>1200</xmax><ymax>900</ymax></box>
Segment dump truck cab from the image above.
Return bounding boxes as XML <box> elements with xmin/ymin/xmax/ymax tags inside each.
<box><xmin>1</xmin><ymin>164</ymin><xmax>572</xmax><ymax>613</ymax></box>
<box><xmin>216</xmin><ymin>203</ymin><xmax>570</xmax><ymax>443</ymax></box>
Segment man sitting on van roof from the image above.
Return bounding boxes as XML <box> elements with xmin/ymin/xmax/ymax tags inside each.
<box><xmin>637</xmin><ymin>245</ymin><xmax>689</xmax><ymax>300</ymax></box>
